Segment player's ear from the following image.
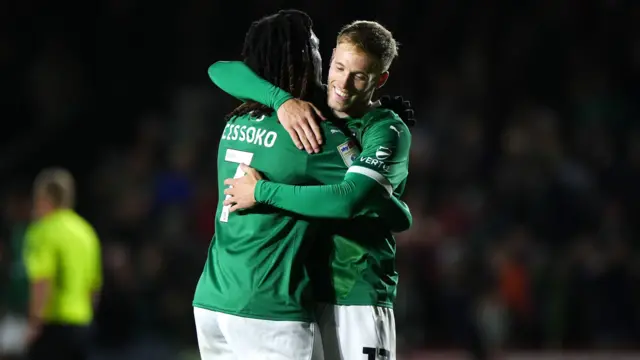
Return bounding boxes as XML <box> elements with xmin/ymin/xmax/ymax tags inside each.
<box><xmin>376</xmin><ymin>71</ymin><xmax>389</xmax><ymax>89</ymax></box>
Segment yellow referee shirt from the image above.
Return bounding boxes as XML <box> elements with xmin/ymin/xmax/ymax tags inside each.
<box><xmin>23</xmin><ymin>209</ymin><xmax>102</xmax><ymax>325</ymax></box>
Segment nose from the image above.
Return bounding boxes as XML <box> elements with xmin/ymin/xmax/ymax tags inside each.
<box><xmin>343</xmin><ymin>74</ymin><xmax>358</xmax><ymax>91</ymax></box>
<box><xmin>333</xmin><ymin>73</ymin><xmax>347</xmax><ymax>89</ymax></box>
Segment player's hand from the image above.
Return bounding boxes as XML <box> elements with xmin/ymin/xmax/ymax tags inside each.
<box><xmin>25</xmin><ymin>319</ymin><xmax>42</xmax><ymax>346</ymax></box>
<box><xmin>278</xmin><ymin>99</ymin><xmax>326</xmax><ymax>154</ymax></box>
<box><xmin>223</xmin><ymin>164</ymin><xmax>263</xmax><ymax>212</ymax></box>
<box><xmin>379</xmin><ymin>95</ymin><xmax>416</xmax><ymax>127</ymax></box>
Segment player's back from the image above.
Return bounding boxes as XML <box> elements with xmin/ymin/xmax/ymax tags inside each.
<box><xmin>193</xmin><ymin>111</ymin><xmax>352</xmax><ymax>322</ymax></box>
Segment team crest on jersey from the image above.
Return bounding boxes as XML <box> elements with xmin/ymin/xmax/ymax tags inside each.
<box><xmin>376</xmin><ymin>146</ymin><xmax>392</xmax><ymax>160</ymax></box>
<box><xmin>337</xmin><ymin>140</ymin><xmax>360</xmax><ymax>166</ymax></box>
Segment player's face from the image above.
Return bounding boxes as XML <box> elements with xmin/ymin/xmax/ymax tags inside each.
<box><xmin>309</xmin><ymin>31</ymin><xmax>322</xmax><ymax>85</ymax></box>
<box><xmin>327</xmin><ymin>42</ymin><xmax>388</xmax><ymax>117</ymax></box>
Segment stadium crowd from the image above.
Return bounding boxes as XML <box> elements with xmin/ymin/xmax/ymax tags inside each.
<box><xmin>1</xmin><ymin>0</ymin><xmax>638</xmax><ymax>359</ymax></box>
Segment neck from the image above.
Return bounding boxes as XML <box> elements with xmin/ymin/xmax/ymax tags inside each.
<box><xmin>34</xmin><ymin>206</ymin><xmax>57</xmax><ymax>221</ymax></box>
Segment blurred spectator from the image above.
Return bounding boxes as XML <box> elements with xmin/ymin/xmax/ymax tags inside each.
<box><xmin>1</xmin><ymin>1</ymin><xmax>639</xmax><ymax>359</ymax></box>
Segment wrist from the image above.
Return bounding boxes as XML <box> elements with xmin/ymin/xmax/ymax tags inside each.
<box><xmin>274</xmin><ymin>94</ymin><xmax>294</xmax><ymax>112</ymax></box>
<box><xmin>28</xmin><ymin>316</ymin><xmax>43</xmax><ymax>328</ymax></box>
<box><xmin>254</xmin><ymin>179</ymin><xmax>268</xmax><ymax>203</ymax></box>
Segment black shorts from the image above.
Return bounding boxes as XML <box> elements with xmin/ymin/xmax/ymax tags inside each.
<box><xmin>28</xmin><ymin>324</ymin><xmax>91</xmax><ymax>360</ymax></box>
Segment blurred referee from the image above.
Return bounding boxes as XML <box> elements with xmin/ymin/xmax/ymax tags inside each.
<box><xmin>23</xmin><ymin>168</ymin><xmax>102</xmax><ymax>360</ymax></box>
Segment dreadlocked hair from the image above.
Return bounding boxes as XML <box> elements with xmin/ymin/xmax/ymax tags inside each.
<box><xmin>226</xmin><ymin>10</ymin><xmax>317</xmax><ymax>121</ymax></box>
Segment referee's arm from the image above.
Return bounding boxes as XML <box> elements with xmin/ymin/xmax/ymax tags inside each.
<box><xmin>91</xmin><ymin>237</ymin><xmax>103</xmax><ymax>309</ymax></box>
<box><xmin>23</xmin><ymin>228</ymin><xmax>55</xmax><ymax>331</ymax></box>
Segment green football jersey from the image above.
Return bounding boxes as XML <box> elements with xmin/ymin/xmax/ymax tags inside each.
<box><xmin>203</xmin><ymin>60</ymin><xmax>412</xmax><ymax>312</ymax></box>
<box><xmin>309</xmin><ymin>107</ymin><xmax>411</xmax><ymax>308</ymax></box>
<box><xmin>192</xmin><ymin>111</ymin><xmax>359</xmax><ymax>322</ymax></box>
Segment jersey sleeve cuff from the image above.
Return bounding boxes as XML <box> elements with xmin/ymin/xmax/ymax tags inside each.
<box><xmin>26</xmin><ymin>270</ymin><xmax>53</xmax><ymax>281</ymax></box>
<box><xmin>254</xmin><ymin>179</ymin><xmax>269</xmax><ymax>204</ymax></box>
<box><xmin>346</xmin><ymin>166</ymin><xmax>393</xmax><ymax>196</ymax></box>
<box><xmin>273</xmin><ymin>92</ymin><xmax>294</xmax><ymax>112</ymax></box>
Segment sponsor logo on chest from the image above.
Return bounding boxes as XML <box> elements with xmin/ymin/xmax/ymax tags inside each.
<box><xmin>337</xmin><ymin>140</ymin><xmax>360</xmax><ymax>167</ymax></box>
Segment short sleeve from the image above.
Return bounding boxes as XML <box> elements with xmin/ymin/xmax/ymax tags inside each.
<box><xmin>23</xmin><ymin>225</ymin><xmax>57</xmax><ymax>281</ymax></box>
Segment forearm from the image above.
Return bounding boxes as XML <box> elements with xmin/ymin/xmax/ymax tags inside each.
<box><xmin>255</xmin><ymin>174</ymin><xmax>377</xmax><ymax>219</ymax></box>
<box><xmin>92</xmin><ymin>290</ymin><xmax>101</xmax><ymax>309</ymax></box>
<box><xmin>28</xmin><ymin>280</ymin><xmax>51</xmax><ymax>323</ymax></box>
<box><xmin>208</xmin><ymin>61</ymin><xmax>292</xmax><ymax>109</ymax></box>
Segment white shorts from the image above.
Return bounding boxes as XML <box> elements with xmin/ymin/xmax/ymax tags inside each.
<box><xmin>313</xmin><ymin>304</ymin><xmax>396</xmax><ymax>360</ymax></box>
<box><xmin>194</xmin><ymin>307</ymin><xmax>318</xmax><ymax>360</ymax></box>
<box><xmin>0</xmin><ymin>313</ymin><xmax>28</xmax><ymax>356</ymax></box>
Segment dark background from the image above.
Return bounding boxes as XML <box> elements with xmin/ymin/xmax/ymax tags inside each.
<box><xmin>1</xmin><ymin>0</ymin><xmax>639</xmax><ymax>359</ymax></box>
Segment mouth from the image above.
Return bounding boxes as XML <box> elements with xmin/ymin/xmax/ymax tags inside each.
<box><xmin>332</xmin><ymin>86</ymin><xmax>349</xmax><ymax>101</ymax></box>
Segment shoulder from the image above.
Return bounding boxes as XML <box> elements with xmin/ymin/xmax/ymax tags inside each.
<box><xmin>363</xmin><ymin>108</ymin><xmax>409</xmax><ymax>133</ymax></box>
<box><xmin>56</xmin><ymin>210</ymin><xmax>98</xmax><ymax>239</ymax></box>
<box><xmin>366</xmin><ymin>108</ymin><xmax>402</xmax><ymax>122</ymax></box>
<box><xmin>361</xmin><ymin>109</ymin><xmax>411</xmax><ymax>144</ymax></box>
<box><xmin>25</xmin><ymin>220</ymin><xmax>44</xmax><ymax>241</ymax></box>
<box><xmin>70</xmin><ymin>212</ymin><xmax>98</xmax><ymax>236</ymax></box>
<box><xmin>227</xmin><ymin>111</ymin><xmax>263</xmax><ymax>124</ymax></box>
<box><xmin>247</xmin><ymin>112</ymin><xmax>286</xmax><ymax>133</ymax></box>
<box><xmin>24</xmin><ymin>218</ymin><xmax>53</xmax><ymax>249</ymax></box>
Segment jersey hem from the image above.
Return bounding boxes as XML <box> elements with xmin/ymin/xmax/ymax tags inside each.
<box><xmin>324</xmin><ymin>300</ymin><xmax>394</xmax><ymax>309</ymax></box>
<box><xmin>42</xmin><ymin>319</ymin><xmax>93</xmax><ymax>326</ymax></box>
<box><xmin>192</xmin><ymin>302</ymin><xmax>313</xmax><ymax>323</ymax></box>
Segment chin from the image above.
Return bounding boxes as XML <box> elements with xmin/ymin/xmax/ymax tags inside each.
<box><xmin>328</xmin><ymin>102</ymin><xmax>346</xmax><ymax>113</ymax></box>
<box><xmin>328</xmin><ymin>96</ymin><xmax>345</xmax><ymax>108</ymax></box>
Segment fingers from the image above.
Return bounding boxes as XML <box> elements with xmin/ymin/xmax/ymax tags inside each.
<box><xmin>222</xmin><ymin>198</ymin><xmax>241</xmax><ymax>212</ymax></box>
<box><xmin>298</xmin><ymin>122</ymin><xmax>320</xmax><ymax>153</ymax></box>
<box><xmin>309</xmin><ymin>120</ymin><xmax>323</xmax><ymax>148</ymax></box>
<box><xmin>295</xmin><ymin>126</ymin><xmax>315</xmax><ymax>154</ymax></box>
<box><xmin>308</xmin><ymin>109</ymin><xmax>324</xmax><ymax>146</ymax></box>
<box><xmin>299</xmin><ymin>104</ymin><xmax>324</xmax><ymax>152</ymax></box>
<box><xmin>287</xmin><ymin>128</ymin><xmax>304</xmax><ymax>150</ymax></box>
<box><xmin>223</xmin><ymin>196</ymin><xmax>242</xmax><ymax>212</ymax></box>
<box><xmin>224</xmin><ymin>176</ymin><xmax>246</xmax><ymax>186</ymax></box>
<box><xmin>280</xmin><ymin>100</ymin><xmax>326</xmax><ymax>153</ymax></box>
<box><xmin>239</xmin><ymin>164</ymin><xmax>263</xmax><ymax>180</ymax></box>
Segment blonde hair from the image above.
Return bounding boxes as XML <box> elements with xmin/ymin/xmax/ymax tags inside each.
<box><xmin>34</xmin><ymin>167</ymin><xmax>75</xmax><ymax>208</ymax></box>
<box><xmin>337</xmin><ymin>20</ymin><xmax>399</xmax><ymax>71</ymax></box>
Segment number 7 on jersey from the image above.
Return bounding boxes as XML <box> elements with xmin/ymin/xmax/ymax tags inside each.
<box><xmin>220</xmin><ymin>148</ymin><xmax>254</xmax><ymax>223</ymax></box>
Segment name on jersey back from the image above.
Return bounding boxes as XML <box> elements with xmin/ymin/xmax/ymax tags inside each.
<box><xmin>221</xmin><ymin>123</ymin><xmax>278</xmax><ymax>148</ymax></box>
